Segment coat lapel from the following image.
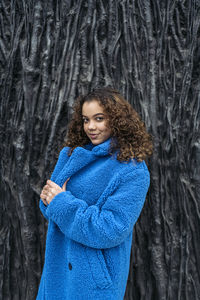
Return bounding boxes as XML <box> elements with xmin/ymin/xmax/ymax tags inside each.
<box><xmin>54</xmin><ymin>147</ymin><xmax>98</xmax><ymax>187</ymax></box>
<box><xmin>54</xmin><ymin>137</ymin><xmax>114</xmax><ymax>187</ymax></box>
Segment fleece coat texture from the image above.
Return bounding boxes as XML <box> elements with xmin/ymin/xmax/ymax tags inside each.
<box><xmin>36</xmin><ymin>137</ymin><xmax>150</xmax><ymax>300</ymax></box>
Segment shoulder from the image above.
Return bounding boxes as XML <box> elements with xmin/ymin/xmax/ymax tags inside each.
<box><xmin>56</xmin><ymin>146</ymin><xmax>71</xmax><ymax>163</ymax></box>
<box><xmin>129</xmin><ymin>159</ymin><xmax>149</xmax><ymax>176</ymax></box>
<box><xmin>113</xmin><ymin>156</ymin><xmax>149</xmax><ymax>174</ymax></box>
<box><xmin>114</xmin><ymin>158</ymin><xmax>150</xmax><ymax>186</ymax></box>
<box><xmin>59</xmin><ymin>146</ymin><xmax>71</xmax><ymax>157</ymax></box>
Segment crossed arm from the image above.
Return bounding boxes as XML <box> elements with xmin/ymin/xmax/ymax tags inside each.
<box><xmin>40</xmin><ymin>178</ymin><xmax>70</xmax><ymax>206</ymax></box>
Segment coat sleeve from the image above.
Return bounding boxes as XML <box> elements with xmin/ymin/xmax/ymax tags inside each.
<box><xmin>39</xmin><ymin>147</ymin><xmax>70</xmax><ymax>221</ymax></box>
<box><xmin>45</xmin><ymin>167</ymin><xmax>150</xmax><ymax>248</ymax></box>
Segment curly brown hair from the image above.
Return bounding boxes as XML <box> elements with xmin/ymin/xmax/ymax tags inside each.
<box><xmin>64</xmin><ymin>87</ymin><xmax>153</xmax><ymax>162</ymax></box>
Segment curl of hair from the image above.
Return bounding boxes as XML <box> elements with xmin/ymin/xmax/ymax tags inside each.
<box><xmin>64</xmin><ymin>87</ymin><xmax>153</xmax><ymax>162</ymax></box>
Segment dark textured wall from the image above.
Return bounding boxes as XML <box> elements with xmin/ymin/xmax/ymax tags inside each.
<box><xmin>0</xmin><ymin>1</ymin><xmax>200</xmax><ymax>299</ymax></box>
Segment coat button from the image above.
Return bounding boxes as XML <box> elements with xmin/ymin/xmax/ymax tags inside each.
<box><xmin>68</xmin><ymin>262</ymin><xmax>72</xmax><ymax>270</ymax></box>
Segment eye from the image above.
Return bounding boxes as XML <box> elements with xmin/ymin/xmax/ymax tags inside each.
<box><xmin>82</xmin><ymin>117</ymin><xmax>104</xmax><ymax>123</ymax></box>
<box><xmin>96</xmin><ymin>117</ymin><xmax>104</xmax><ymax>121</ymax></box>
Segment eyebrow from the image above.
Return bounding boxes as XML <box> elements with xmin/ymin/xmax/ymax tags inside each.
<box><xmin>82</xmin><ymin>113</ymin><xmax>105</xmax><ymax>117</ymax></box>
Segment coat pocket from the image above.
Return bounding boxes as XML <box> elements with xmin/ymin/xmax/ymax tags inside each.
<box><xmin>84</xmin><ymin>247</ymin><xmax>113</xmax><ymax>289</ymax></box>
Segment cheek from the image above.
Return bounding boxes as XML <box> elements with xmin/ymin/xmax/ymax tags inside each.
<box><xmin>83</xmin><ymin>123</ymin><xmax>87</xmax><ymax>132</ymax></box>
<box><xmin>102</xmin><ymin>122</ymin><xmax>111</xmax><ymax>133</ymax></box>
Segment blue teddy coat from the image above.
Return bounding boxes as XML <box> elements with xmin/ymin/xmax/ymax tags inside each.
<box><xmin>36</xmin><ymin>137</ymin><xmax>150</xmax><ymax>300</ymax></box>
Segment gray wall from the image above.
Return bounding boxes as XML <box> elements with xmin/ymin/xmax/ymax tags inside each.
<box><xmin>0</xmin><ymin>1</ymin><xmax>200</xmax><ymax>299</ymax></box>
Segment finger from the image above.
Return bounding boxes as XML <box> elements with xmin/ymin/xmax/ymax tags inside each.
<box><xmin>43</xmin><ymin>199</ymin><xmax>48</xmax><ymax>206</ymax></box>
<box><xmin>46</xmin><ymin>192</ymin><xmax>54</xmax><ymax>204</ymax></box>
<box><xmin>40</xmin><ymin>193</ymin><xmax>48</xmax><ymax>206</ymax></box>
<box><xmin>46</xmin><ymin>195</ymin><xmax>51</xmax><ymax>204</ymax></box>
<box><xmin>42</xmin><ymin>187</ymin><xmax>48</xmax><ymax>195</ymax></box>
<box><xmin>43</xmin><ymin>184</ymin><xmax>48</xmax><ymax>189</ymax></box>
<box><xmin>47</xmin><ymin>190</ymin><xmax>52</xmax><ymax>198</ymax></box>
<box><xmin>40</xmin><ymin>190</ymin><xmax>47</xmax><ymax>198</ymax></box>
<box><xmin>43</xmin><ymin>185</ymin><xmax>50</xmax><ymax>191</ymax></box>
<box><xmin>47</xmin><ymin>180</ymin><xmax>60</xmax><ymax>188</ymax></box>
<box><xmin>62</xmin><ymin>178</ymin><xmax>70</xmax><ymax>190</ymax></box>
<box><xmin>62</xmin><ymin>181</ymin><xmax>67</xmax><ymax>190</ymax></box>
<box><xmin>51</xmin><ymin>188</ymin><xmax>57</xmax><ymax>195</ymax></box>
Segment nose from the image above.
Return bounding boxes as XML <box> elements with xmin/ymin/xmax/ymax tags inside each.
<box><xmin>88</xmin><ymin>121</ymin><xmax>96</xmax><ymax>130</ymax></box>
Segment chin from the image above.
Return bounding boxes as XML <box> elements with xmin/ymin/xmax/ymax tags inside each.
<box><xmin>91</xmin><ymin>140</ymin><xmax>101</xmax><ymax>145</ymax></box>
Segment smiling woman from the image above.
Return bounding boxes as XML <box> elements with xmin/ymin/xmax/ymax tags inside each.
<box><xmin>82</xmin><ymin>101</ymin><xmax>112</xmax><ymax>145</ymax></box>
<box><xmin>65</xmin><ymin>87</ymin><xmax>153</xmax><ymax>162</ymax></box>
<box><xmin>36</xmin><ymin>87</ymin><xmax>153</xmax><ymax>300</ymax></box>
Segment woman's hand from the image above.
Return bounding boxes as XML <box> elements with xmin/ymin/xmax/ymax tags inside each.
<box><xmin>40</xmin><ymin>178</ymin><xmax>69</xmax><ymax>206</ymax></box>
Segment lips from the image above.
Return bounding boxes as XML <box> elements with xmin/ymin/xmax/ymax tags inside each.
<box><xmin>89</xmin><ymin>134</ymin><xmax>98</xmax><ymax>138</ymax></box>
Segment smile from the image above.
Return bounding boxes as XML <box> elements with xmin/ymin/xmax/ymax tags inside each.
<box><xmin>89</xmin><ymin>134</ymin><xmax>99</xmax><ymax>138</ymax></box>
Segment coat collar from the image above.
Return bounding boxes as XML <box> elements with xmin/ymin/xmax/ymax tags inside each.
<box><xmin>83</xmin><ymin>137</ymin><xmax>113</xmax><ymax>157</ymax></box>
<box><xmin>54</xmin><ymin>137</ymin><xmax>115</xmax><ymax>187</ymax></box>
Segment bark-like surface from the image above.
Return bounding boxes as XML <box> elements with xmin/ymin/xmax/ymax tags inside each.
<box><xmin>0</xmin><ymin>1</ymin><xmax>200</xmax><ymax>299</ymax></box>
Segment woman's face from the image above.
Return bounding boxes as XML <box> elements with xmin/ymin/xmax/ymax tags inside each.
<box><xmin>82</xmin><ymin>100</ymin><xmax>112</xmax><ymax>145</ymax></box>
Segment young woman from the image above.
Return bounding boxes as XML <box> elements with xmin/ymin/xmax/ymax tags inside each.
<box><xmin>36</xmin><ymin>87</ymin><xmax>153</xmax><ymax>300</ymax></box>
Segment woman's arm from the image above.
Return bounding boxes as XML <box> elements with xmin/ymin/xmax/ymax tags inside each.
<box><xmin>39</xmin><ymin>147</ymin><xmax>70</xmax><ymax>221</ymax></box>
<box><xmin>45</xmin><ymin>167</ymin><xmax>150</xmax><ymax>248</ymax></box>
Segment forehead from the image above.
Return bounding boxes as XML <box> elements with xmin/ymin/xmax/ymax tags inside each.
<box><xmin>82</xmin><ymin>100</ymin><xmax>105</xmax><ymax>115</ymax></box>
